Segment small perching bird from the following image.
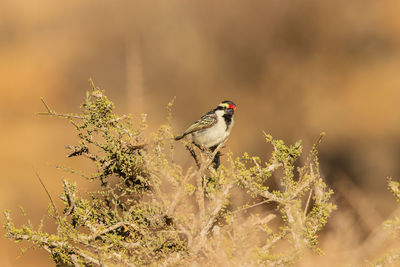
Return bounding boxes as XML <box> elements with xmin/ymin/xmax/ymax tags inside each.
<box><xmin>175</xmin><ymin>101</ymin><xmax>236</xmax><ymax>167</ymax></box>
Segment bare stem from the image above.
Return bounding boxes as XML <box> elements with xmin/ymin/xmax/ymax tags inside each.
<box><xmin>37</xmin><ymin>98</ymin><xmax>85</xmax><ymax>119</ymax></box>
<box><xmin>33</xmin><ymin>169</ymin><xmax>60</xmax><ymax>222</ymax></box>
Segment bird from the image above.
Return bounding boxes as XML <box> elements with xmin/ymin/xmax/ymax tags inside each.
<box><xmin>175</xmin><ymin>100</ymin><xmax>236</xmax><ymax>154</ymax></box>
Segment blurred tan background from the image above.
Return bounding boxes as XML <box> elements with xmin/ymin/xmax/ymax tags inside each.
<box><xmin>1</xmin><ymin>0</ymin><xmax>400</xmax><ymax>265</ymax></box>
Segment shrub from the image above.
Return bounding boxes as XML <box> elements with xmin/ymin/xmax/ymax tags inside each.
<box><xmin>372</xmin><ymin>178</ymin><xmax>400</xmax><ymax>266</ymax></box>
<box><xmin>4</xmin><ymin>82</ymin><xmax>335</xmax><ymax>266</ymax></box>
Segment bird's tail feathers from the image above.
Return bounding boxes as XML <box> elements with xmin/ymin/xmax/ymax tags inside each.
<box><xmin>174</xmin><ymin>135</ymin><xmax>184</xmax><ymax>141</ymax></box>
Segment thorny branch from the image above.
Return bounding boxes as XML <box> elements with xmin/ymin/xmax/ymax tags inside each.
<box><xmin>5</xmin><ymin>88</ymin><xmax>334</xmax><ymax>266</ymax></box>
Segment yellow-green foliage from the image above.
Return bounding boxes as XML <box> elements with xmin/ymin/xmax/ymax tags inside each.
<box><xmin>383</xmin><ymin>179</ymin><xmax>400</xmax><ymax>235</ymax></box>
<box><xmin>4</xmin><ymin>83</ymin><xmax>336</xmax><ymax>266</ymax></box>
<box><xmin>372</xmin><ymin>178</ymin><xmax>400</xmax><ymax>267</ymax></box>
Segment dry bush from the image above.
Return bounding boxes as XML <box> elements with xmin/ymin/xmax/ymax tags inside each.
<box><xmin>371</xmin><ymin>178</ymin><xmax>400</xmax><ymax>267</ymax></box>
<box><xmin>4</xmin><ymin>83</ymin><xmax>335</xmax><ymax>266</ymax></box>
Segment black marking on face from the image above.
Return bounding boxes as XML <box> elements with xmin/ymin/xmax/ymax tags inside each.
<box><xmin>223</xmin><ymin>113</ymin><xmax>233</xmax><ymax>129</ymax></box>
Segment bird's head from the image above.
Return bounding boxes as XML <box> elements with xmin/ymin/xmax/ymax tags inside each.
<box><xmin>216</xmin><ymin>100</ymin><xmax>236</xmax><ymax>115</ymax></box>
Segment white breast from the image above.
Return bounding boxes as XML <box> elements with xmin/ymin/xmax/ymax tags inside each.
<box><xmin>191</xmin><ymin>110</ymin><xmax>234</xmax><ymax>148</ymax></box>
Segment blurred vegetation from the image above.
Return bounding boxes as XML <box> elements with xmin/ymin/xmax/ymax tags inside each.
<box><xmin>2</xmin><ymin>1</ymin><xmax>400</xmax><ymax>266</ymax></box>
<box><xmin>373</xmin><ymin>179</ymin><xmax>400</xmax><ymax>266</ymax></box>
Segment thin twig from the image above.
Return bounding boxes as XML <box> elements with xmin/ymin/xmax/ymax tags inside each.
<box><xmin>231</xmin><ymin>199</ymin><xmax>272</xmax><ymax>215</ymax></box>
<box><xmin>195</xmin><ymin>142</ymin><xmax>225</xmax><ymax>227</ymax></box>
<box><xmin>298</xmin><ymin>132</ymin><xmax>326</xmax><ymax>178</ymax></box>
<box><xmin>89</xmin><ymin>77</ymin><xmax>97</xmax><ymax>90</ymax></box>
<box><xmin>33</xmin><ymin>169</ymin><xmax>60</xmax><ymax>221</ymax></box>
<box><xmin>40</xmin><ymin>97</ymin><xmax>52</xmax><ymax>113</ymax></box>
<box><xmin>303</xmin><ymin>189</ymin><xmax>313</xmax><ymax>218</ymax></box>
<box><xmin>37</xmin><ymin>111</ymin><xmax>86</xmax><ymax>119</ymax></box>
<box><xmin>81</xmin><ymin>221</ymin><xmax>140</xmax><ymax>242</ymax></box>
<box><xmin>185</xmin><ymin>145</ymin><xmax>200</xmax><ymax>169</ymax></box>
<box><xmin>37</xmin><ymin>98</ymin><xmax>85</xmax><ymax>119</ymax></box>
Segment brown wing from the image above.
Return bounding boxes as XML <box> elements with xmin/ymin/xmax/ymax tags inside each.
<box><xmin>175</xmin><ymin>111</ymin><xmax>217</xmax><ymax>140</ymax></box>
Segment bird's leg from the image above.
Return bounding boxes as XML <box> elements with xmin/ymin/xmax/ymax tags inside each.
<box><xmin>212</xmin><ymin>151</ymin><xmax>221</xmax><ymax>169</ymax></box>
<box><xmin>210</xmin><ymin>145</ymin><xmax>221</xmax><ymax>169</ymax></box>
